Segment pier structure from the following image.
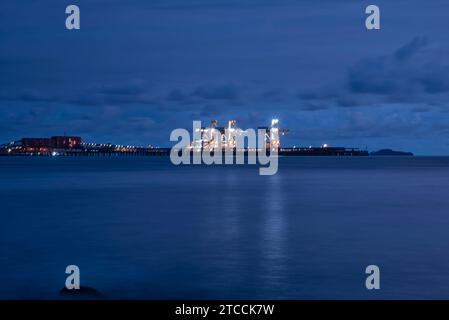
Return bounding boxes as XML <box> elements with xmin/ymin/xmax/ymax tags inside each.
<box><xmin>0</xmin><ymin>119</ymin><xmax>368</xmax><ymax>156</ymax></box>
<box><xmin>0</xmin><ymin>136</ymin><xmax>168</xmax><ymax>157</ymax></box>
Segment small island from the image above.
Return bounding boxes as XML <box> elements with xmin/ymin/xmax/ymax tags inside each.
<box><xmin>370</xmin><ymin>149</ymin><xmax>414</xmax><ymax>156</ymax></box>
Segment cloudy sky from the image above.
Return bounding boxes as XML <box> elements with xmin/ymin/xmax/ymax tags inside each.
<box><xmin>1</xmin><ymin>0</ymin><xmax>449</xmax><ymax>154</ymax></box>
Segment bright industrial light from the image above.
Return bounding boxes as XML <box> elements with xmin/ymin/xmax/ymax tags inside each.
<box><xmin>271</xmin><ymin>118</ymin><xmax>279</xmax><ymax>126</ymax></box>
<box><xmin>322</xmin><ymin>144</ymin><xmax>328</xmax><ymax>148</ymax></box>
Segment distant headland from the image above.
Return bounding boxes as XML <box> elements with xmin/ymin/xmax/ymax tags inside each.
<box><xmin>370</xmin><ymin>149</ymin><xmax>414</xmax><ymax>156</ymax></box>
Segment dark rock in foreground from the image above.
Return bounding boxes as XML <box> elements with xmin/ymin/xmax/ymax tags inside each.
<box><xmin>370</xmin><ymin>149</ymin><xmax>414</xmax><ymax>156</ymax></box>
<box><xmin>59</xmin><ymin>286</ymin><xmax>104</xmax><ymax>299</ymax></box>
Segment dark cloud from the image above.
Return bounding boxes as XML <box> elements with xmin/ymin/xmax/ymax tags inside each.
<box><xmin>0</xmin><ymin>80</ymin><xmax>156</xmax><ymax>107</ymax></box>
<box><xmin>261</xmin><ymin>89</ymin><xmax>284</xmax><ymax>102</ymax></box>
<box><xmin>297</xmin><ymin>37</ymin><xmax>449</xmax><ymax>111</ymax></box>
<box><xmin>411</xmin><ymin>106</ymin><xmax>431</xmax><ymax>113</ymax></box>
<box><xmin>347</xmin><ymin>36</ymin><xmax>449</xmax><ymax>97</ymax></box>
<box><xmin>71</xmin><ymin>81</ymin><xmax>156</xmax><ymax>106</ymax></box>
<box><xmin>301</xmin><ymin>102</ymin><xmax>329</xmax><ymax>111</ymax></box>
<box><xmin>166</xmin><ymin>89</ymin><xmax>188</xmax><ymax>102</ymax></box>
<box><xmin>95</xmin><ymin>83</ymin><xmax>148</xmax><ymax>96</ymax></box>
<box><xmin>394</xmin><ymin>36</ymin><xmax>429</xmax><ymax>61</ymax></box>
<box><xmin>0</xmin><ymin>90</ymin><xmax>60</xmax><ymax>104</ymax></box>
<box><xmin>162</xmin><ymin>84</ymin><xmax>244</xmax><ymax>109</ymax></box>
<box><xmin>71</xmin><ymin>92</ymin><xmax>155</xmax><ymax>107</ymax></box>
<box><xmin>191</xmin><ymin>84</ymin><xmax>242</xmax><ymax>100</ymax></box>
<box><xmin>297</xmin><ymin>90</ymin><xmax>336</xmax><ymax>101</ymax></box>
<box><xmin>432</xmin><ymin>122</ymin><xmax>449</xmax><ymax>133</ymax></box>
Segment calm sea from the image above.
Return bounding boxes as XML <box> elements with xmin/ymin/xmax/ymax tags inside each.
<box><xmin>1</xmin><ymin>156</ymin><xmax>449</xmax><ymax>299</ymax></box>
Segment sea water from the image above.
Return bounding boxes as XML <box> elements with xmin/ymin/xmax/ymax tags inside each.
<box><xmin>1</xmin><ymin>156</ymin><xmax>449</xmax><ymax>299</ymax></box>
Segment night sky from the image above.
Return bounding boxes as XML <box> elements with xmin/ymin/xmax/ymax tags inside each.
<box><xmin>1</xmin><ymin>0</ymin><xmax>449</xmax><ymax>154</ymax></box>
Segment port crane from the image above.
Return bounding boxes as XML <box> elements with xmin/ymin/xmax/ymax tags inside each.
<box><xmin>193</xmin><ymin>119</ymin><xmax>288</xmax><ymax>150</ymax></box>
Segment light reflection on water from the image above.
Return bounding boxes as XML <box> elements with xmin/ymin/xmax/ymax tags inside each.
<box><xmin>1</xmin><ymin>156</ymin><xmax>449</xmax><ymax>299</ymax></box>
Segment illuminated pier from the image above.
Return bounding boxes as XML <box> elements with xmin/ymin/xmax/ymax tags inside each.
<box><xmin>0</xmin><ymin>119</ymin><xmax>368</xmax><ymax>156</ymax></box>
